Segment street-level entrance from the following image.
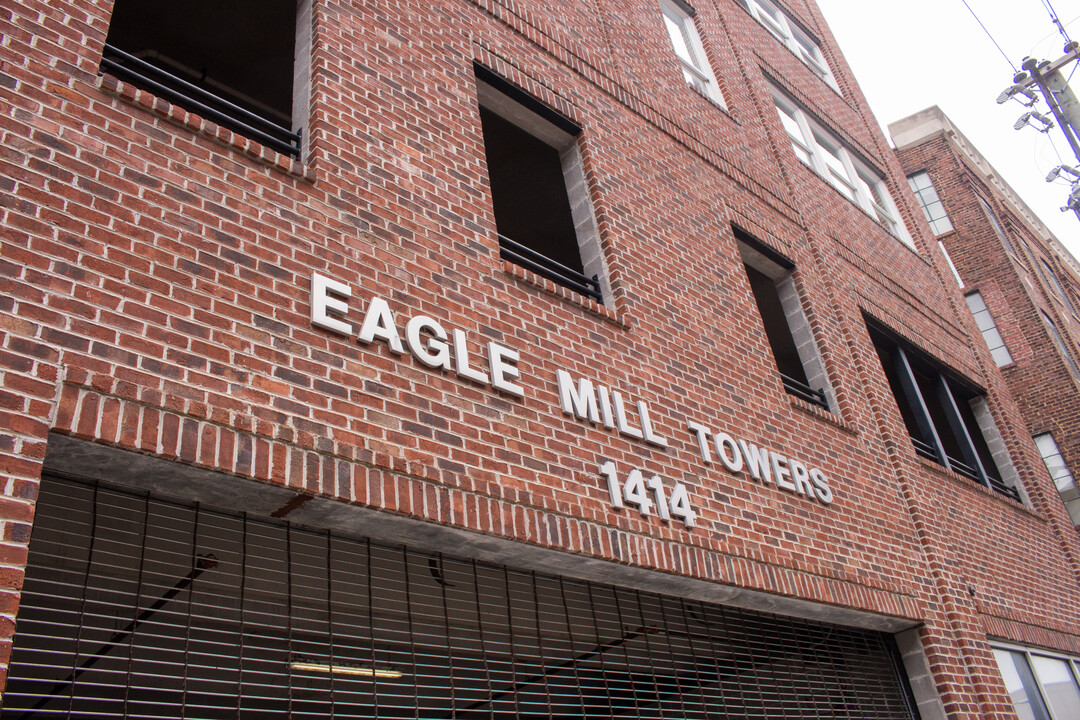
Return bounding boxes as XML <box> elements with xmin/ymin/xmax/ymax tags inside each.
<box><xmin>3</xmin><ymin>474</ymin><xmax>919</xmax><ymax>718</ymax></box>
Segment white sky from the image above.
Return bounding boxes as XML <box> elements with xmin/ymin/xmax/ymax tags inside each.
<box><xmin>814</xmin><ymin>0</ymin><xmax>1080</xmax><ymax>257</ymax></box>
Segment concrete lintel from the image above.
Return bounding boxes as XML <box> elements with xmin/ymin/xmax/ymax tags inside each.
<box><xmin>44</xmin><ymin>433</ymin><xmax>920</xmax><ymax>635</ymax></box>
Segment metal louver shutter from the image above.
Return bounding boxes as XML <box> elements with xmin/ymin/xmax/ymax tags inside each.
<box><xmin>3</xmin><ymin>474</ymin><xmax>920</xmax><ymax>719</ymax></box>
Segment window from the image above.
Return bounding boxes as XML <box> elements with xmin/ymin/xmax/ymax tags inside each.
<box><xmin>738</xmin><ymin>0</ymin><xmax>839</xmax><ymax>90</ymax></box>
<box><xmin>977</xmin><ymin>195</ymin><xmax>1018</xmax><ymax>257</ymax></box>
<box><xmin>737</xmin><ymin>229</ymin><xmax>831</xmax><ymax>410</ymax></box>
<box><xmin>100</xmin><ymin>0</ymin><xmax>307</xmax><ymax>158</ymax></box>
<box><xmin>907</xmin><ymin>172</ymin><xmax>953</xmax><ymax>235</ymax></box>
<box><xmin>475</xmin><ymin>66</ymin><xmax>606</xmax><ymax>304</ymax></box>
<box><xmin>994</xmin><ymin>646</ymin><xmax>1080</xmax><ymax>720</ymax></box>
<box><xmin>772</xmin><ymin>90</ymin><xmax>911</xmax><ymax>246</ymax></box>
<box><xmin>1034</xmin><ymin>433</ymin><xmax>1080</xmax><ymax>525</ymax></box>
<box><xmin>1041</xmin><ymin>310</ymin><xmax>1080</xmax><ymax>381</ymax></box>
<box><xmin>659</xmin><ymin>0</ymin><xmax>727</xmax><ymax>107</ymax></box>
<box><xmin>1038</xmin><ymin>258</ymin><xmax>1078</xmax><ymax>317</ymax></box>
<box><xmin>868</xmin><ymin>322</ymin><xmax>1020</xmax><ymax>500</ymax></box>
<box><xmin>939</xmin><ymin>241</ymin><xmax>965</xmax><ymax>288</ymax></box>
<box><xmin>965</xmin><ymin>292</ymin><xmax>1012</xmax><ymax>367</ymax></box>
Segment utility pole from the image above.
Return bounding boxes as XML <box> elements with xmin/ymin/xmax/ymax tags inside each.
<box><xmin>1000</xmin><ymin>41</ymin><xmax>1080</xmax><ymax>219</ymax></box>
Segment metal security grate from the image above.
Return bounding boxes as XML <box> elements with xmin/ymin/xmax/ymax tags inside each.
<box><xmin>4</xmin><ymin>475</ymin><xmax>919</xmax><ymax>719</ymax></box>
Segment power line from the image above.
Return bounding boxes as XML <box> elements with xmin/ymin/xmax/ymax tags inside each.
<box><xmin>1030</xmin><ymin>13</ymin><xmax>1080</xmax><ymax>54</ymax></box>
<box><xmin>962</xmin><ymin>0</ymin><xmax>1019</xmax><ymax>73</ymax></box>
<box><xmin>1045</xmin><ymin>131</ymin><xmax>1066</xmax><ymax>168</ymax></box>
<box><xmin>1042</xmin><ymin>126</ymin><xmax>1066</xmax><ymax>164</ymax></box>
<box><xmin>1040</xmin><ymin>0</ymin><xmax>1073</xmax><ymax>44</ymax></box>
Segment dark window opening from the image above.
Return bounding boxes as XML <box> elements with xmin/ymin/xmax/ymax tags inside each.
<box><xmin>481</xmin><ymin>108</ymin><xmax>582</xmax><ymax>273</ymax></box>
<box><xmin>738</xmin><ymin>230</ymin><xmax>829</xmax><ymax>410</ymax></box>
<box><xmin>102</xmin><ymin>0</ymin><xmax>302</xmax><ymax>158</ymax></box>
<box><xmin>3</xmin><ymin>473</ymin><xmax>921</xmax><ymax>719</ymax></box>
<box><xmin>476</xmin><ymin>68</ymin><xmax>604</xmax><ymax>304</ymax></box>
<box><xmin>868</xmin><ymin>323</ymin><xmax>1019</xmax><ymax>501</ymax></box>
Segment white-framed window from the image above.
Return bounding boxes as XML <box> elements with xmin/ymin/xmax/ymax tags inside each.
<box><xmin>738</xmin><ymin>0</ymin><xmax>838</xmax><ymax>90</ymax></box>
<box><xmin>771</xmin><ymin>89</ymin><xmax>911</xmax><ymax>246</ymax></box>
<box><xmin>939</xmin><ymin>240</ymin><xmax>965</xmax><ymax>288</ymax></box>
<box><xmin>993</xmin><ymin>644</ymin><xmax>1080</xmax><ymax>720</ymax></box>
<box><xmin>659</xmin><ymin>0</ymin><xmax>726</xmax><ymax>107</ymax></box>
<box><xmin>1034</xmin><ymin>433</ymin><xmax>1080</xmax><ymax>526</ymax></box>
<box><xmin>1038</xmin><ymin>257</ymin><xmax>1079</xmax><ymax>318</ymax></box>
<box><xmin>965</xmin><ymin>291</ymin><xmax>1012</xmax><ymax>367</ymax></box>
<box><xmin>907</xmin><ymin>172</ymin><xmax>954</xmax><ymax>235</ymax></box>
<box><xmin>978</xmin><ymin>195</ymin><xmax>1018</xmax><ymax>258</ymax></box>
<box><xmin>1042</xmin><ymin>309</ymin><xmax>1080</xmax><ymax>382</ymax></box>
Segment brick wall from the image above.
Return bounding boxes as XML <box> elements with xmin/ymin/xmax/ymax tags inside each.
<box><xmin>896</xmin><ymin>130</ymin><xmax>1080</xmax><ymax>533</ymax></box>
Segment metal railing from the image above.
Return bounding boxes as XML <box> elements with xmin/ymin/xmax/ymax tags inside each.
<box><xmin>499</xmin><ymin>234</ymin><xmax>603</xmax><ymax>303</ymax></box>
<box><xmin>946</xmin><ymin>456</ymin><xmax>980</xmax><ymax>482</ymax></box>
<box><xmin>911</xmin><ymin>437</ymin><xmax>941</xmax><ymax>463</ymax></box>
<box><xmin>100</xmin><ymin>43</ymin><xmax>302</xmax><ymax>159</ymax></box>
<box><xmin>910</xmin><ymin>436</ymin><xmax>1020</xmax><ymax>501</ymax></box>
<box><xmin>988</xmin><ymin>477</ymin><xmax>1022</xmax><ymax>502</ymax></box>
<box><xmin>912</xmin><ymin>436</ymin><xmax>978</xmax><ymax>478</ymax></box>
<box><xmin>779</xmin><ymin>372</ymin><xmax>829</xmax><ymax>410</ymax></box>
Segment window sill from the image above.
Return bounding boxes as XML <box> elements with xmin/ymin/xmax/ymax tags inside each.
<box><xmin>685</xmin><ymin>83</ymin><xmax>738</xmax><ymax>124</ymax></box>
<box><xmin>914</xmin><ymin>454</ymin><xmax>1035</xmax><ymax>514</ymax></box>
<box><xmin>97</xmin><ymin>73</ymin><xmax>316</xmax><ymax>183</ymax></box>
<box><xmin>501</xmin><ymin>260</ymin><xmax>628</xmax><ymax>328</ymax></box>
<box><xmin>787</xmin><ymin>393</ymin><xmax>855</xmax><ymax>433</ymax></box>
<box><xmin>797</xmin><ymin>162</ymin><xmax>919</xmax><ymax>255</ymax></box>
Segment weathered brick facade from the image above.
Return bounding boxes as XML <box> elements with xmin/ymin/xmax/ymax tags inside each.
<box><xmin>1</xmin><ymin>0</ymin><xmax>1079</xmax><ymax>717</ymax></box>
<box><xmin>892</xmin><ymin>107</ymin><xmax>1080</xmax><ymax>536</ymax></box>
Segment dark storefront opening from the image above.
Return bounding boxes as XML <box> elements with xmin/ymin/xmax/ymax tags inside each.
<box><xmin>4</xmin><ymin>474</ymin><xmax>920</xmax><ymax>718</ymax></box>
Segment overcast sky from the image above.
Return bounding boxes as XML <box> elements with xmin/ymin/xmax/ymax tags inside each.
<box><xmin>815</xmin><ymin>0</ymin><xmax>1080</xmax><ymax>257</ymax></box>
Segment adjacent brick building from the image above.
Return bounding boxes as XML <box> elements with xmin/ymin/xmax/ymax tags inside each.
<box><xmin>892</xmin><ymin>106</ymin><xmax>1080</xmax><ymax>533</ymax></box>
<box><xmin>1</xmin><ymin>0</ymin><xmax>1079</xmax><ymax>717</ymax></box>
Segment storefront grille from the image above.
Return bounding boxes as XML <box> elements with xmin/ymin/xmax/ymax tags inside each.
<box><xmin>4</xmin><ymin>475</ymin><xmax>919</xmax><ymax>719</ymax></box>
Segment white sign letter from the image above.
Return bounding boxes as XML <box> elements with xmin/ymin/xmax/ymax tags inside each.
<box><xmin>557</xmin><ymin>370</ymin><xmax>598</xmax><ymax>423</ymax></box>
<box><xmin>771</xmin><ymin>452</ymin><xmax>795</xmax><ymax>491</ymax></box>
<box><xmin>358</xmin><ymin>296</ymin><xmax>404</xmax><ymax>354</ymax></box>
<box><xmin>310</xmin><ymin>273</ymin><xmax>352</xmax><ymax>336</ymax></box>
<box><xmin>714</xmin><ymin>432</ymin><xmax>744</xmax><ymax>473</ymax></box>
<box><xmin>405</xmin><ymin>315</ymin><xmax>450</xmax><ymax>370</ymax></box>
<box><xmin>811</xmin><ymin>468</ymin><xmax>833</xmax><ymax>504</ymax></box>
<box><xmin>687</xmin><ymin>421</ymin><xmax>712</xmax><ymax>464</ymax></box>
<box><xmin>612</xmin><ymin>391</ymin><xmax>644</xmax><ymax>440</ymax></box>
<box><xmin>453</xmin><ymin>329</ymin><xmax>489</xmax><ymax>385</ymax></box>
<box><xmin>638</xmin><ymin>401</ymin><xmax>668</xmax><ymax>448</ymax></box>
<box><xmin>790</xmin><ymin>459</ymin><xmax>813</xmax><ymax>496</ymax></box>
<box><xmin>739</xmin><ymin>440</ymin><xmax>773</xmax><ymax>484</ymax></box>
<box><xmin>597</xmin><ymin>385</ymin><xmax>615</xmax><ymax>428</ymax></box>
<box><xmin>488</xmin><ymin>342</ymin><xmax>524</xmax><ymax>397</ymax></box>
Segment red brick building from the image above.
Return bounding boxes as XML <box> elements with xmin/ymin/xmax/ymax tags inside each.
<box><xmin>892</xmin><ymin>106</ymin><xmax>1080</xmax><ymax>535</ymax></box>
<box><xmin>1</xmin><ymin>0</ymin><xmax>1079</xmax><ymax>717</ymax></box>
